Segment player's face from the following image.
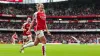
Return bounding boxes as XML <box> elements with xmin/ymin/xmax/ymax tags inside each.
<box><xmin>38</xmin><ymin>4</ymin><xmax>44</xmax><ymax>11</ymax></box>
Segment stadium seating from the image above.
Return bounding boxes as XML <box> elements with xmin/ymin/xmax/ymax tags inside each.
<box><xmin>0</xmin><ymin>1</ymin><xmax>100</xmax><ymax>44</ymax></box>
<box><xmin>0</xmin><ymin>2</ymin><xmax>100</xmax><ymax>16</ymax></box>
<box><xmin>0</xmin><ymin>32</ymin><xmax>100</xmax><ymax>44</ymax></box>
<box><xmin>0</xmin><ymin>22</ymin><xmax>100</xmax><ymax>29</ymax></box>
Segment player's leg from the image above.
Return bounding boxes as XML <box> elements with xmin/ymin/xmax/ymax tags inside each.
<box><xmin>39</xmin><ymin>37</ymin><xmax>46</xmax><ymax>56</ymax></box>
<box><xmin>26</xmin><ymin>34</ymin><xmax>33</xmax><ymax>44</ymax></box>
<box><xmin>22</xmin><ymin>34</ymin><xmax>33</xmax><ymax>46</ymax></box>
<box><xmin>20</xmin><ymin>36</ymin><xmax>27</xmax><ymax>53</ymax></box>
<box><xmin>23</xmin><ymin>37</ymin><xmax>40</xmax><ymax>48</ymax></box>
<box><xmin>20</xmin><ymin>37</ymin><xmax>40</xmax><ymax>53</ymax></box>
<box><xmin>12</xmin><ymin>38</ymin><xmax>15</xmax><ymax>45</ymax></box>
<box><xmin>22</xmin><ymin>36</ymin><xmax>27</xmax><ymax>45</ymax></box>
<box><xmin>38</xmin><ymin>30</ymin><xmax>46</xmax><ymax>56</ymax></box>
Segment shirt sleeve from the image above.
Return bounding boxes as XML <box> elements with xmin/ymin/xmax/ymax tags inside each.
<box><xmin>32</xmin><ymin>12</ymin><xmax>37</xmax><ymax>26</ymax></box>
<box><xmin>33</xmin><ymin>12</ymin><xmax>37</xmax><ymax>20</ymax></box>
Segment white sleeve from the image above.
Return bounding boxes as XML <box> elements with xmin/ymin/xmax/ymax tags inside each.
<box><xmin>32</xmin><ymin>12</ymin><xmax>37</xmax><ymax>25</ymax></box>
<box><xmin>33</xmin><ymin>12</ymin><xmax>37</xmax><ymax>20</ymax></box>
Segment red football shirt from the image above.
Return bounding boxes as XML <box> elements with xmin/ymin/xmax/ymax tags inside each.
<box><xmin>12</xmin><ymin>33</ymin><xmax>18</xmax><ymax>39</ymax></box>
<box><xmin>23</xmin><ymin>22</ymin><xmax>31</xmax><ymax>36</ymax></box>
<box><xmin>33</xmin><ymin>11</ymin><xmax>46</xmax><ymax>32</ymax></box>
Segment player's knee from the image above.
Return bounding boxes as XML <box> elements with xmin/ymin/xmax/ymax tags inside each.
<box><xmin>40</xmin><ymin>39</ymin><xmax>46</xmax><ymax>44</ymax></box>
<box><xmin>34</xmin><ymin>42</ymin><xmax>39</xmax><ymax>46</ymax></box>
<box><xmin>41</xmin><ymin>40</ymin><xmax>46</xmax><ymax>44</ymax></box>
<box><xmin>42</xmin><ymin>37</ymin><xmax>46</xmax><ymax>44</ymax></box>
<box><xmin>43</xmin><ymin>42</ymin><xmax>46</xmax><ymax>44</ymax></box>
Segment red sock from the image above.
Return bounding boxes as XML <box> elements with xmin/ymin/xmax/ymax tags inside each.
<box><xmin>42</xmin><ymin>44</ymin><xmax>46</xmax><ymax>56</ymax></box>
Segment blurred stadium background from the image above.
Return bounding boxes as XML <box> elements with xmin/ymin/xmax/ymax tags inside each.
<box><xmin>0</xmin><ymin>0</ymin><xmax>100</xmax><ymax>44</ymax></box>
<box><xmin>0</xmin><ymin>0</ymin><xmax>100</xmax><ymax>56</ymax></box>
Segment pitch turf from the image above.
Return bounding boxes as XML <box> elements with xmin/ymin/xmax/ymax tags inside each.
<box><xmin>0</xmin><ymin>44</ymin><xmax>100</xmax><ymax>56</ymax></box>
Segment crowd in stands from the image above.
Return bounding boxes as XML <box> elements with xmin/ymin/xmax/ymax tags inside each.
<box><xmin>0</xmin><ymin>5</ymin><xmax>34</xmax><ymax>15</ymax></box>
<box><xmin>48</xmin><ymin>33</ymin><xmax>100</xmax><ymax>43</ymax></box>
<box><xmin>47</xmin><ymin>23</ymin><xmax>100</xmax><ymax>29</ymax></box>
<box><xmin>0</xmin><ymin>32</ymin><xmax>100</xmax><ymax>44</ymax></box>
<box><xmin>0</xmin><ymin>32</ymin><xmax>12</xmax><ymax>44</ymax></box>
<box><xmin>0</xmin><ymin>22</ymin><xmax>100</xmax><ymax>44</ymax></box>
<box><xmin>0</xmin><ymin>32</ymin><xmax>24</xmax><ymax>44</ymax></box>
<box><xmin>0</xmin><ymin>2</ymin><xmax>100</xmax><ymax>44</ymax></box>
<box><xmin>0</xmin><ymin>22</ymin><xmax>100</xmax><ymax>29</ymax></box>
<box><xmin>0</xmin><ymin>2</ymin><xmax>100</xmax><ymax>16</ymax></box>
<box><xmin>46</xmin><ymin>3</ymin><xmax>97</xmax><ymax>16</ymax></box>
<box><xmin>0</xmin><ymin>22</ymin><xmax>23</xmax><ymax>29</ymax></box>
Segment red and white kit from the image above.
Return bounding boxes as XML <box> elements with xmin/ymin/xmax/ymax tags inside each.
<box><xmin>23</xmin><ymin>22</ymin><xmax>32</xmax><ymax>39</ymax></box>
<box><xmin>33</xmin><ymin>11</ymin><xmax>46</xmax><ymax>38</ymax></box>
<box><xmin>12</xmin><ymin>32</ymin><xmax>18</xmax><ymax>44</ymax></box>
<box><xmin>12</xmin><ymin>33</ymin><xmax>18</xmax><ymax>39</ymax></box>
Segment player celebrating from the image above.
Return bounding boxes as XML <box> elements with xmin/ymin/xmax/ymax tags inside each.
<box><xmin>20</xmin><ymin>3</ymin><xmax>51</xmax><ymax>56</ymax></box>
<box><xmin>21</xmin><ymin>17</ymin><xmax>33</xmax><ymax>45</ymax></box>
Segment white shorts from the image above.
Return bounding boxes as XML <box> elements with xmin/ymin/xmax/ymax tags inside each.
<box><xmin>23</xmin><ymin>35</ymin><xmax>32</xmax><ymax>39</ymax></box>
<box><xmin>35</xmin><ymin>30</ymin><xmax>44</xmax><ymax>38</ymax></box>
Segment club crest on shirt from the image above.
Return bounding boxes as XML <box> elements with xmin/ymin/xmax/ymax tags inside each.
<box><xmin>40</xmin><ymin>14</ymin><xmax>46</xmax><ymax>20</ymax></box>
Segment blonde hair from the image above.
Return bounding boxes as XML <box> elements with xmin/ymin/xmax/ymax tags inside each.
<box><xmin>36</xmin><ymin>3</ymin><xmax>44</xmax><ymax>10</ymax></box>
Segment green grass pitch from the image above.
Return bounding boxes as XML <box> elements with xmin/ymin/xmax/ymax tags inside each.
<box><xmin>0</xmin><ymin>44</ymin><xmax>100</xmax><ymax>56</ymax></box>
